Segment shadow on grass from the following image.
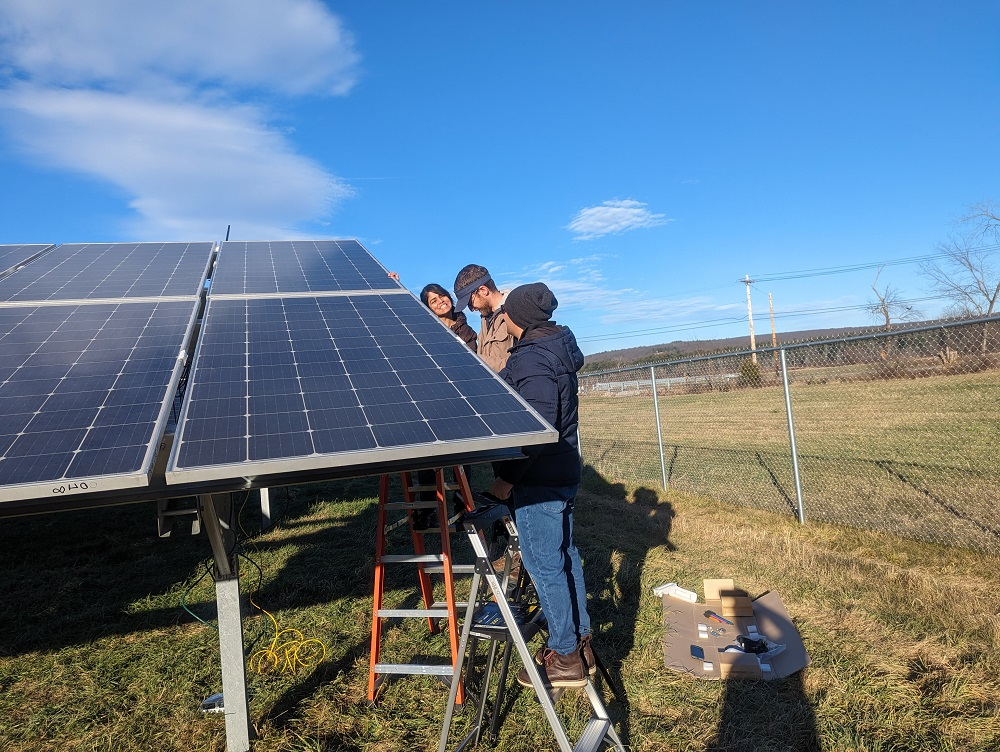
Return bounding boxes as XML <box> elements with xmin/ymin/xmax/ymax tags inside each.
<box><xmin>707</xmin><ymin>671</ymin><xmax>821</xmax><ymax>752</ymax></box>
<box><xmin>0</xmin><ymin>499</ymin><xmax>213</xmax><ymax>657</ymax></box>
<box><xmin>577</xmin><ymin>463</ymin><xmax>676</xmax><ymax>748</ymax></box>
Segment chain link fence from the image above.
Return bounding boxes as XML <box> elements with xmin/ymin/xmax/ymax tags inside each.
<box><xmin>578</xmin><ymin>316</ymin><xmax>1000</xmax><ymax>554</ymax></box>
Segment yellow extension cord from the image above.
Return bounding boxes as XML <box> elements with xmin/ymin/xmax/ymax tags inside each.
<box><xmin>237</xmin><ymin>492</ymin><xmax>328</xmax><ymax>676</ymax></box>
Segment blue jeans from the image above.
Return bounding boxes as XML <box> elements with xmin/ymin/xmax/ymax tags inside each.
<box><xmin>512</xmin><ymin>484</ymin><xmax>590</xmax><ymax>655</ymax></box>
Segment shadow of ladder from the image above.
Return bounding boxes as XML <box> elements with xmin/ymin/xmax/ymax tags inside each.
<box><xmin>368</xmin><ymin>467</ymin><xmax>476</xmax><ymax>705</ymax></box>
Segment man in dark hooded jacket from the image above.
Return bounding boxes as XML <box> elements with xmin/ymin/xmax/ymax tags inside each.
<box><xmin>489</xmin><ymin>282</ymin><xmax>593</xmax><ymax>689</ymax></box>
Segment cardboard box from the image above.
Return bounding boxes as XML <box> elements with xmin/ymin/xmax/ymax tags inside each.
<box><xmin>662</xmin><ymin>579</ymin><xmax>809</xmax><ymax>680</ymax></box>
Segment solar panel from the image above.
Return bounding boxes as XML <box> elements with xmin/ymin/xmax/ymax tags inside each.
<box><xmin>0</xmin><ymin>244</ymin><xmax>54</xmax><ymax>276</ymax></box>
<box><xmin>209</xmin><ymin>240</ymin><xmax>402</xmax><ymax>296</ymax></box>
<box><xmin>0</xmin><ymin>242</ymin><xmax>214</xmax><ymax>302</ymax></box>
<box><xmin>0</xmin><ymin>300</ymin><xmax>199</xmax><ymax>502</ymax></box>
<box><xmin>167</xmin><ymin>294</ymin><xmax>556</xmax><ymax>483</ymax></box>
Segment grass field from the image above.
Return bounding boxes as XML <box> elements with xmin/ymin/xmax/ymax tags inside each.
<box><xmin>1</xmin><ymin>468</ymin><xmax>999</xmax><ymax>751</ymax></box>
<box><xmin>579</xmin><ymin>370</ymin><xmax>1000</xmax><ymax>552</ymax></box>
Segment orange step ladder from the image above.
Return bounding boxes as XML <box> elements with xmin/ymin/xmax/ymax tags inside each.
<box><xmin>368</xmin><ymin>466</ymin><xmax>476</xmax><ymax>703</ymax></box>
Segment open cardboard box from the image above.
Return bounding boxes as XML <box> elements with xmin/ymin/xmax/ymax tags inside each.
<box><xmin>662</xmin><ymin>578</ymin><xmax>809</xmax><ymax>680</ymax></box>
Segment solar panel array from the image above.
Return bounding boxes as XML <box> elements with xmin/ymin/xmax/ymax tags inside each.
<box><xmin>167</xmin><ymin>240</ymin><xmax>555</xmax><ymax>483</ymax></box>
<box><xmin>0</xmin><ymin>243</ymin><xmax>212</xmax><ymax>503</ymax></box>
<box><xmin>0</xmin><ymin>244</ymin><xmax>53</xmax><ymax>276</ymax></box>
<box><xmin>209</xmin><ymin>240</ymin><xmax>401</xmax><ymax>296</ymax></box>
<box><xmin>0</xmin><ymin>238</ymin><xmax>556</xmax><ymax>505</ymax></box>
<box><xmin>0</xmin><ymin>242</ymin><xmax>212</xmax><ymax>302</ymax></box>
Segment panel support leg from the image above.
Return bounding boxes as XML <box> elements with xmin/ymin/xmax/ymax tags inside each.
<box><xmin>199</xmin><ymin>493</ymin><xmax>251</xmax><ymax>752</ymax></box>
<box><xmin>259</xmin><ymin>487</ymin><xmax>272</xmax><ymax>530</ymax></box>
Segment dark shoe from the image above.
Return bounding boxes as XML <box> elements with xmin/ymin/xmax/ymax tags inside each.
<box><xmin>491</xmin><ymin>550</ymin><xmax>521</xmax><ymax>579</ymax></box>
<box><xmin>516</xmin><ymin>648</ymin><xmax>586</xmax><ymax>689</ymax></box>
<box><xmin>579</xmin><ymin>634</ymin><xmax>597</xmax><ymax>677</ymax></box>
<box><xmin>531</xmin><ymin>636</ymin><xmax>596</xmax><ymax>677</ymax></box>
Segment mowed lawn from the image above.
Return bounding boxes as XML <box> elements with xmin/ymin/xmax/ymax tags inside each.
<box><xmin>1</xmin><ymin>469</ymin><xmax>998</xmax><ymax>751</ymax></box>
<box><xmin>579</xmin><ymin>370</ymin><xmax>1000</xmax><ymax>552</ymax></box>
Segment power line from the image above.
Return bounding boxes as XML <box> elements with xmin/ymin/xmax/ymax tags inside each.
<box><xmin>749</xmin><ymin>244</ymin><xmax>1000</xmax><ymax>284</ymax></box>
<box><xmin>577</xmin><ymin>294</ymin><xmax>951</xmax><ymax>345</ymax></box>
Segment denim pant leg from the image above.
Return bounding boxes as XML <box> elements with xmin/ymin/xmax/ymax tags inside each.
<box><xmin>513</xmin><ymin>484</ymin><xmax>590</xmax><ymax>655</ymax></box>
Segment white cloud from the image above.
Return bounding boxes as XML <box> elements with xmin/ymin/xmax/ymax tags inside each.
<box><xmin>566</xmin><ymin>199</ymin><xmax>669</xmax><ymax>240</ymax></box>
<box><xmin>0</xmin><ymin>0</ymin><xmax>359</xmax><ymax>239</ymax></box>
<box><xmin>500</xmin><ymin>255</ymin><xmax>727</xmax><ymax>328</ymax></box>
<box><xmin>0</xmin><ymin>0</ymin><xmax>358</xmax><ymax>95</ymax></box>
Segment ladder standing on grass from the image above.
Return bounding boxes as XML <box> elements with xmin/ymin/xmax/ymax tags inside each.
<box><xmin>439</xmin><ymin>501</ymin><xmax>625</xmax><ymax>752</ymax></box>
<box><xmin>368</xmin><ymin>466</ymin><xmax>476</xmax><ymax>704</ymax></box>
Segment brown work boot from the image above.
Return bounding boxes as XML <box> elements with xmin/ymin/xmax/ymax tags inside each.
<box><xmin>516</xmin><ymin>648</ymin><xmax>586</xmax><ymax>689</ymax></box>
<box><xmin>579</xmin><ymin>634</ymin><xmax>598</xmax><ymax>677</ymax></box>
<box><xmin>531</xmin><ymin>636</ymin><xmax>596</xmax><ymax>677</ymax></box>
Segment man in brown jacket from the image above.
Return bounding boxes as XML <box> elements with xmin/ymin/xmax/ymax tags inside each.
<box><xmin>453</xmin><ymin>264</ymin><xmax>514</xmax><ymax>373</ymax></box>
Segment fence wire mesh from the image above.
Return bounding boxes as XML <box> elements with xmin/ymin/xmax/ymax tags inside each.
<box><xmin>578</xmin><ymin>317</ymin><xmax>1000</xmax><ymax>554</ymax></box>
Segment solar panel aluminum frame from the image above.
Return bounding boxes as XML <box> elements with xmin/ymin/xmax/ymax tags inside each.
<box><xmin>0</xmin><ymin>245</ymin><xmax>214</xmax><ymax>506</ymax></box>
<box><xmin>164</xmin><ymin>289</ymin><xmax>559</xmax><ymax>486</ymax></box>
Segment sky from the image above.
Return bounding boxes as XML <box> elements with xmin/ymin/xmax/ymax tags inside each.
<box><xmin>1</xmin><ymin>1</ymin><xmax>998</xmax><ymax>355</ymax></box>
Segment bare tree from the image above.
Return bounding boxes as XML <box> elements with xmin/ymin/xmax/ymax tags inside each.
<box><xmin>921</xmin><ymin>200</ymin><xmax>1000</xmax><ymax>318</ymax></box>
<box><xmin>867</xmin><ymin>266</ymin><xmax>921</xmax><ymax>331</ymax></box>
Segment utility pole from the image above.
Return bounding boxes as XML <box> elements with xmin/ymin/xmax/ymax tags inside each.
<box><xmin>742</xmin><ymin>275</ymin><xmax>757</xmax><ymax>364</ymax></box>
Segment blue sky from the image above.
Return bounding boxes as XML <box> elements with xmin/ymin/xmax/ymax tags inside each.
<box><xmin>1</xmin><ymin>2</ymin><xmax>997</xmax><ymax>355</ymax></box>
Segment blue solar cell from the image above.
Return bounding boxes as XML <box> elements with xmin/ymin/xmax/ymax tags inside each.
<box><xmin>0</xmin><ymin>244</ymin><xmax>52</xmax><ymax>275</ymax></box>
<box><xmin>210</xmin><ymin>240</ymin><xmax>401</xmax><ymax>295</ymax></box>
<box><xmin>0</xmin><ymin>300</ymin><xmax>196</xmax><ymax>499</ymax></box>
<box><xmin>0</xmin><ymin>242</ymin><xmax>212</xmax><ymax>302</ymax></box>
<box><xmin>169</xmin><ymin>293</ymin><xmax>554</xmax><ymax>480</ymax></box>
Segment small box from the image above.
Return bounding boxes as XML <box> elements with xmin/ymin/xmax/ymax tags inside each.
<box><xmin>653</xmin><ymin>582</ymin><xmax>698</xmax><ymax>603</ymax></box>
<box><xmin>720</xmin><ymin>593</ymin><xmax>754</xmax><ymax>618</ymax></box>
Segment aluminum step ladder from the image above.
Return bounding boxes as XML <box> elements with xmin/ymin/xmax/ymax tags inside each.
<box><xmin>368</xmin><ymin>466</ymin><xmax>476</xmax><ymax>704</ymax></box>
<box><xmin>439</xmin><ymin>502</ymin><xmax>625</xmax><ymax>752</ymax></box>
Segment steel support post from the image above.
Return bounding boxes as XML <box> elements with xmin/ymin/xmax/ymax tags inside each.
<box><xmin>198</xmin><ymin>493</ymin><xmax>251</xmax><ymax>752</ymax></box>
<box><xmin>779</xmin><ymin>350</ymin><xmax>806</xmax><ymax>524</ymax></box>
<box><xmin>651</xmin><ymin>366</ymin><xmax>668</xmax><ymax>491</ymax></box>
<box><xmin>259</xmin><ymin>487</ymin><xmax>272</xmax><ymax>530</ymax></box>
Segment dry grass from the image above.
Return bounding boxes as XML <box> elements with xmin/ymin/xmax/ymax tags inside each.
<box><xmin>1</xmin><ymin>468</ymin><xmax>998</xmax><ymax>752</ymax></box>
<box><xmin>579</xmin><ymin>370</ymin><xmax>1000</xmax><ymax>552</ymax></box>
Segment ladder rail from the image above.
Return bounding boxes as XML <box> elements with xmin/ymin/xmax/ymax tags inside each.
<box><xmin>439</xmin><ymin>509</ymin><xmax>625</xmax><ymax>752</ymax></box>
<box><xmin>369</xmin><ymin>466</ymin><xmax>477</xmax><ymax>705</ymax></box>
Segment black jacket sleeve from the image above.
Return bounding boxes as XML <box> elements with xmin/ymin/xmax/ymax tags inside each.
<box><xmin>494</xmin><ymin>350</ymin><xmax>559</xmax><ymax>485</ymax></box>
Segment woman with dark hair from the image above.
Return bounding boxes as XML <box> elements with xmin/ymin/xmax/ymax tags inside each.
<box><xmin>419</xmin><ymin>283</ymin><xmax>478</xmax><ymax>352</ymax></box>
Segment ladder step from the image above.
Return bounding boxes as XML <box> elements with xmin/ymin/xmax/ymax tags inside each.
<box><xmin>430</xmin><ymin>600</ymin><xmax>469</xmax><ymax>610</ymax></box>
<box><xmin>406</xmin><ymin>483</ymin><xmax>461</xmax><ymax>493</ymax></box>
<box><xmin>380</xmin><ymin>554</ymin><xmax>443</xmax><ymax>564</ymax></box>
<box><xmin>377</xmin><ymin>608</ymin><xmax>449</xmax><ymax>618</ymax></box>
<box><xmin>373</xmin><ymin>663</ymin><xmax>455</xmax><ymax>676</ymax></box>
<box><xmin>384</xmin><ymin>501</ymin><xmax>440</xmax><ymax>510</ymax></box>
<box><xmin>574</xmin><ymin>718</ymin><xmax>612</xmax><ymax>752</ymax></box>
<box><xmin>412</xmin><ymin>525</ymin><xmax>460</xmax><ymax>535</ymax></box>
<box><xmin>159</xmin><ymin>508</ymin><xmax>199</xmax><ymax>517</ymax></box>
<box><xmin>425</xmin><ymin>564</ymin><xmax>476</xmax><ymax>574</ymax></box>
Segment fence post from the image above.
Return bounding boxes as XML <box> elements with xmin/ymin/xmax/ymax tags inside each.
<box><xmin>651</xmin><ymin>366</ymin><xmax>667</xmax><ymax>491</ymax></box>
<box><xmin>780</xmin><ymin>349</ymin><xmax>805</xmax><ymax>523</ymax></box>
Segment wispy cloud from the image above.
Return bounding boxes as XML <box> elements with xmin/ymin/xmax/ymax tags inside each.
<box><xmin>499</xmin><ymin>255</ymin><xmax>730</xmax><ymax>328</ymax></box>
<box><xmin>566</xmin><ymin>199</ymin><xmax>669</xmax><ymax>240</ymax></box>
<box><xmin>0</xmin><ymin>0</ymin><xmax>359</xmax><ymax>239</ymax></box>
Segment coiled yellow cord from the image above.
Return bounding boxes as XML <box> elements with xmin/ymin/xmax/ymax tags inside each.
<box><xmin>247</xmin><ymin>599</ymin><xmax>327</xmax><ymax>675</ymax></box>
